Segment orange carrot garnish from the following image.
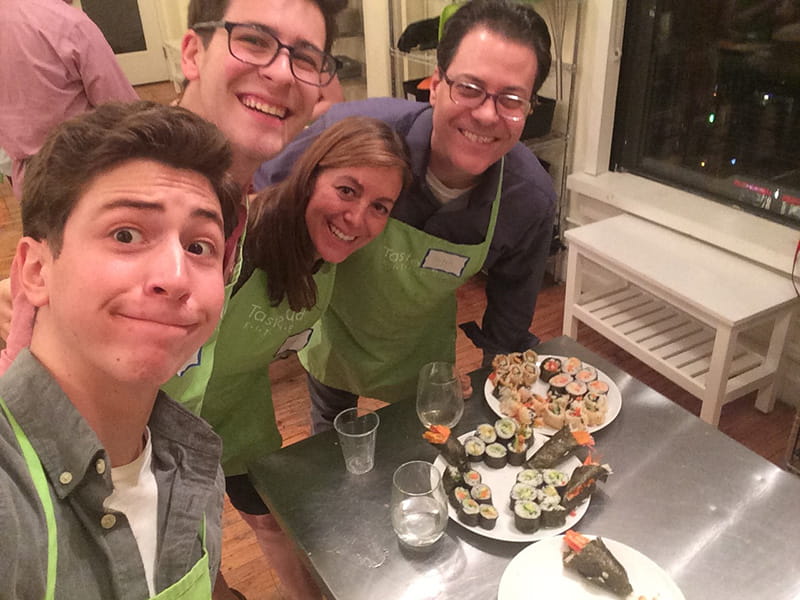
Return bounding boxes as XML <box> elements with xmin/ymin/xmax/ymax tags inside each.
<box><xmin>564</xmin><ymin>529</ymin><xmax>589</xmax><ymax>552</ymax></box>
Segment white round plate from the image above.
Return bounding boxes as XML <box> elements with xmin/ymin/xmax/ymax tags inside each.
<box><xmin>484</xmin><ymin>355</ymin><xmax>622</xmax><ymax>436</ymax></box>
<box><xmin>432</xmin><ymin>431</ymin><xmax>590</xmax><ymax>543</ymax></box>
<box><xmin>498</xmin><ymin>535</ymin><xmax>686</xmax><ymax>600</ymax></box>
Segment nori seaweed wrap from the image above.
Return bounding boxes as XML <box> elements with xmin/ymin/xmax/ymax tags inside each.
<box><xmin>459</xmin><ymin>498</ymin><xmax>480</xmax><ymax>527</ymax></box>
<box><xmin>525</xmin><ymin>426</ymin><xmax>594</xmax><ymax>469</ymax></box>
<box><xmin>540</xmin><ymin>503</ymin><xmax>567</xmax><ymax>528</ymax></box>
<box><xmin>450</xmin><ymin>486</ymin><xmax>470</xmax><ymax>510</ymax></box>
<box><xmin>441</xmin><ymin>465</ymin><xmax>463</xmax><ymax>495</ymax></box>
<box><xmin>561</xmin><ymin>462</ymin><xmax>612</xmax><ymax>511</ymax></box>
<box><xmin>562</xmin><ymin>531</ymin><xmax>633</xmax><ymax>597</ymax></box>
<box><xmin>423</xmin><ymin>425</ymin><xmax>468</xmax><ymax>472</ymax></box>
<box><xmin>478</xmin><ymin>504</ymin><xmax>498</xmax><ymax>530</ymax></box>
<box><xmin>513</xmin><ymin>501</ymin><xmax>541</xmax><ymax>533</ymax></box>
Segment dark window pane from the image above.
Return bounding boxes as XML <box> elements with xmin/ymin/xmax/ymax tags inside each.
<box><xmin>82</xmin><ymin>0</ymin><xmax>146</xmax><ymax>55</ymax></box>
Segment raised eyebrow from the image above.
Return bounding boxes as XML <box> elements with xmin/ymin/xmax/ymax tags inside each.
<box><xmin>101</xmin><ymin>199</ymin><xmax>224</xmax><ymax>231</ymax></box>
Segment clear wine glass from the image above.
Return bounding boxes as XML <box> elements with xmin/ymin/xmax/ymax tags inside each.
<box><xmin>416</xmin><ymin>361</ymin><xmax>464</xmax><ymax>428</ymax></box>
<box><xmin>390</xmin><ymin>460</ymin><xmax>449</xmax><ymax>548</ymax></box>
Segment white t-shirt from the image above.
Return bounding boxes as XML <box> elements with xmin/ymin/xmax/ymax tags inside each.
<box><xmin>425</xmin><ymin>168</ymin><xmax>474</xmax><ymax>212</ymax></box>
<box><xmin>103</xmin><ymin>428</ymin><xmax>159</xmax><ymax>596</ymax></box>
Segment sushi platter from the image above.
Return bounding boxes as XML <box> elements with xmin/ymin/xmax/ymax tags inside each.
<box><xmin>498</xmin><ymin>534</ymin><xmax>685</xmax><ymax>599</ymax></box>
<box><xmin>432</xmin><ymin>430</ymin><xmax>592</xmax><ymax>542</ymax></box>
<box><xmin>484</xmin><ymin>354</ymin><xmax>623</xmax><ymax>435</ymax></box>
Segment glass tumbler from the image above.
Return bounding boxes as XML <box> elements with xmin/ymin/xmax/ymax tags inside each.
<box><xmin>390</xmin><ymin>460</ymin><xmax>449</xmax><ymax>548</ymax></box>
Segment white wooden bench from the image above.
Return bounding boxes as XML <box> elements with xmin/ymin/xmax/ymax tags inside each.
<box><xmin>563</xmin><ymin>214</ymin><xmax>799</xmax><ymax>426</ymax></box>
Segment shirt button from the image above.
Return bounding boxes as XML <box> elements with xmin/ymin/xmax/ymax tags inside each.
<box><xmin>59</xmin><ymin>471</ymin><xmax>73</xmax><ymax>485</ymax></box>
<box><xmin>95</xmin><ymin>459</ymin><xmax>106</xmax><ymax>475</ymax></box>
<box><xmin>100</xmin><ymin>514</ymin><xmax>117</xmax><ymax>529</ymax></box>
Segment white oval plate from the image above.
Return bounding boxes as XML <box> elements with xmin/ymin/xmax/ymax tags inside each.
<box><xmin>484</xmin><ymin>355</ymin><xmax>622</xmax><ymax>436</ymax></box>
<box><xmin>432</xmin><ymin>431</ymin><xmax>589</xmax><ymax>543</ymax></box>
<box><xmin>498</xmin><ymin>535</ymin><xmax>685</xmax><ymax>600</ymax></box>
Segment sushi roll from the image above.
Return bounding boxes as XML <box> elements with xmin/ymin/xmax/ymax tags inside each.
<box><xmin>542</xmin><ymin>400</ymin><xmax>566</xmax><ymax>430</ymax></box>
<box><xmin>537</xmin><ymin>484</ymin><xmax>562</xmax><ymax>507</ymax></box>
<box><xmin>475</xmin><ymin>423</ymin><xmax>497</xmax><ymax>445</ymax></box>
<box><xmin>516</xmin><ymin>468</ymin><xmax>544</xmax><ymax>487</ymax></box>
<box><xmin>508</xmin><ymin>351</ymin><xmax>525</xmax><ymax>365</ymax></box>
<box><xmin>494</xmin><ymin>418</ymin><xmax>518</xmax><ymax>442</ymax></box>
<box><xmin>548</xmin><ymin>373</ymin><xmax>573</xmax><ymax>396</ymax></box>
<box><xmin>562</xmin><ymin>531</ymin><xmax>633</xmax><ymax>597</ymax></box>
<box><xmin>478</xmin><ymin>504</ymin><xmax>499</xmax><ymax>530</ymax></box>
<box><xmin>517</xmin><ymin>423</ymin><xmax>535</xmax><ymax>449</ymax></box>
<box><xmin>562</xmin><ymin>462</ymin><xmax>612</xmax><ymax>511</ymax></box>
<box><xmin>562</xmin><ymin>356</ymin><xmax>583</xmax><ymax>376</ymax></box>
<box><xmin>464</xmin><ymin>436</ymin><xmax>486</xmax><ymax>463</ymax></box>
<box><xmin>509</xmin><ymin>482</ymin><xmax>537</xmax><ymax>510</ymax></box>
<box><xmin>565</xmin><ymin>402</ymin><xmax>587</xmax><ymax>431</ymax></box>
<box><xmin>470</xmin><ymin>483</ymin><xmax>493</xmax><ymax>505</ymax></box>
<box><xmin>450</xmin><ymin>486</ymin><xmax>471</xmax><ymax>510</ymax></box>
<box><xmin>422</xmin><ymin>425</ymin><xmax>468</xmax><ymax>472</ymax></box>
<box><xmin>507</xmin><ymin>435</ymin><xmax>528</xmax><ymax>467</ymax></box>
<box><xmin>513</xmin><ymin>501</ymin><xmax>541</xmax><ymax>533</ymax></box>
<box><xmin>583</xmin><ymin>393</ymin><xmax>608</xmax><ymax>427</ymax></box>
<box><xmin>540</xmin><ymin>503</ymin><xmax>567</xmax><ymax>528</ymax></box>
<box><xmin>459</xmin><ymin>497</ymin><xmax>481</xmax><ymax>527</ymax></box>
<box><xmin>565</xmin><ymin>380</ymin><xmax>588</xmax><ymax>401</ymax></box>
<box><xmin>575</xmin><ymin>366</ymin><xmax>598</xmax><ymax>384</ymax></box>
<box><xmin>587</xmin><ymin>379</ymin><xmax>610</xmax><ymax>395</ymax></box>
<box><xmin>522</xmin><ymin>349</ymin><xmax>539</xmax><ymax>365</ymax></box>
<box><xmin>522</xmin><ymin>363</ymin><xmax>538</xmax><ymax>387</ymax></box>
<box><xmin>484</xmin><ymin>442</ymin><xmax>508</xmax><ymax>469</ymax></box>
<box><xmin>539</xmin><ymin>356</ymin><xmax>563</xmax><ymax>382</ymax></box>
<box><xmin>441</xmin><ymin>465</ymin><xmax>464</xmax><ymax>495</ymax></box>
<box><xmin>526</xmin><ymin>426</ymin><xmax>594</xmax><ymax>469</ymax></box>
<box><xmin>462</xmin><ymin>469</ymin><xmax>482</xmax><ymax>488</ymax></box>
<box><xmin>542</xmin><ymin>469</ymin><xmax>570</xmax><ymax>492</ymax></box>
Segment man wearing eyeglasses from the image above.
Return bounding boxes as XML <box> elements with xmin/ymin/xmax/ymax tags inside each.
<box><xmin>256</xmin><ymin>0</ymin><xmax>557</xmax><ymax>430</ymax></box>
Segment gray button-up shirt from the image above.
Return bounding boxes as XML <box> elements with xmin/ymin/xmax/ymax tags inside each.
<box><xmin>0</xmin><ymin>349</ymin><xmax>225</xmax><ymax>599</ymax></box>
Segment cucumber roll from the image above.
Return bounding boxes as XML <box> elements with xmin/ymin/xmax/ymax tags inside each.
<box><xmin>475</xmin><ymin>423</ymin><xmax>497</xmax><ymax>445</ymax></box>
<box><xmin>494</xmin><ymin>418</ymin><xmax>517</xmax><ymax>442</ymax></box>
<box><xmin>450</xmin><ymin>486</ymin><xmax>470</xmax><ymax>510</ymax></box>
<box><xmin>537</xmin><ymin>484</ymin><xmax>562</xmax><ymax>506</ymax></box>
<box><xmin>513</xmin><ymin>501</ymin><xmax>541</xmax><ymax>533</ymax></box>
<box><xmin>507</xmin><ymin>435</ymin><xmax>528</xmax><ymax>467</ymax></box>
<box><xmin>516</xmin><ymin>468</ymin><xmax>544</xmax><ymax>487</ymax></box>
<box><xmin>470</xmin><ymin>483</ymin><xmax>493</xmax><ymax>505</ymax></box>
<box><xmin>509</xmin><ymin>482</ymin><xmax>537</xmax><ymax>510</ymax></box>
<box><xmin>478</xmin><ymin>504</ymin><xmax>499</xmax><ymax>530</ymax></box>
<box><xmin>540</xmin><ymin>503</ymin><xmax>567</xmax><ymax>528</ymax></box>
<box><xmin>484</xmin><ymin>442</ymin><xmax>508</xmax><ymax>469</ymax></box>
<box><xmin>542</xmin><ymin>469</ymin><xmax>570</xmax><ymax>492</ymax></box>
<box><xmin>464</xmin><ymin>436</ymin><xmax>486</xmax><ymax>463</ymax></box>
<box><xmin>459</xmin><ymin>498</ymin><xmax>480</xmax><ymax>527</ymax></box>
<box><xmin>539</xmin><ymin>356</ymin><xmax>562</xmax><ymax>382</ymax></box>
<box><xmin>462</xmin><ymin>469</ymin><xmax>482</xmax><ymax>488</ymax></box>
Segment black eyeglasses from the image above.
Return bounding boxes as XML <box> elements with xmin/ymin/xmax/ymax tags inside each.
<box><xmin>192</xmin><ymin>21</ymin><xmax>340</xmax><ymax>87</ymax></box>
<box><xmin>441</xmin><ymin>73</ymin><xmax>533</xmax><ymax>122</ymax></box>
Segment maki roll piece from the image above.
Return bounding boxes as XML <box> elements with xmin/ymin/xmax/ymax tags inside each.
<box><xmin>561</xmin><ymin>461</ymin><xmax>612</xmax><ymax>511</ymax></box>
<box><xmin>516</xmin><ymin>468</ymin><xmax>544</xmax><ymax>487</ymax></box>
<box><xmin>525</xmin><ymin>426</ymin><xmax>595</xmax><ymax>469</ymax></box>
<box><xmin>494</xmin><ymin>418</ymin><xmax>518</xmax><ymax>442</ymax></box>
<box><xmin>470</xmin><ymin>483</ymin><xmax>493</xmax><ymax>505</ymax></box>
<box><xmin>522</xmin><ymin>363</ymin><xmax>538</xmax><ymax>387</ymax></box>
<box><xmin>522</xmin><ymin>348</ymin><xmax>539</xmax><ymax>365</ymax></box>
<box><xmin>562</xmin><ymin>356</ymin><xmax>583</xmax><ymax>376</ymax></box>
<box><xmin>422</xmin><ymin>425</ymin><xmax>468</xmax><ymax>472</ymax></box>
<box><xmin>565</xmin><ymin>380</ymin><xmax>588</xmax><ymax>402</ymax></box>
<box><xmin>517</xmin><ymin>423</ymin><xmax>535</xmax><ymax>449</ymax></box>
<box><xmin>450</xmin><ymin>486</ymin><xmax>471</xmax><ymax>510</ymax></box>
<box><xmin>513</xmin><ymin>500</ymin><xmax>541</xmax><ymax>534</ymax></box>
<box><xmin>476</xmin><ymin>423</ymin><xmax>498</xmax><ymax>445</ymax></box>
<box><xmin>464</xmin><ymin>436</ymin><xmax>486</xmax><ymax>464</ymax></box>
<box><xmin>539</xmin><ymin>356</ymin><xmax>562</xmax><ymax>382</ymax></box>
<box><xmin>442</xmin><ymin>465</ymin><xmax>464</xmax><ymax>495</ymax></box>
<box><xmin>507</xmin><ymin>434</ymin><xmax>528</xmax><ymax>467</ymax></box>
<box><xmin>478</xmin><ymin>504</ymin><xmax>499</xmax><ymax>530</ymax></box>
<box><xmin>509</xmin><ymin>482</ymin><xmax>537</xmax><ymax>511</ymax></box>
<box><xmin>575</xmin><ymin>366</ymin><xmax>598</xmax><ymax>384</ymax></box>
<box><xmin>459</xmin><ymin>498</ymin><xmax>480</xmax><ymax>527</ymax></box>
<box><xmin>542</xmin><ymin>400</ymin><xmax>566</xmax><ymax>430</ymax></box>
<box><xmin>537</xmin><ymin>484</ymin><xmax>562</xmax><ymax>508</ymax></box>
<box><xmin>462</xmin><ymin>469</ymin><xmax>482</xmax><ymax>488</ymax></box>
<box><xmin>562</xmin><ymin>530</ymin><xmax>633</xmax><ymax>597</ymax></box>
<box><xmin>540</xmin><ymin>503</ymin><xmax>567</xmax><ymax>528</ymax></box>
<box><xmin>484</xmin><ymin>442</ymin><xmax>508</xmax><ymax>468</ymax></box>
<box><xmin>587</xmin><ymin>379</ymin><xmax>610</xmax><ymax>396</ymax></box>
<box><xmin>548</xmin><ymin>373</ymin><xmax>573</xmax><ymax>396</ymax></box>
<box><xmin>542</xmin><ymin>468</ymin><xmax>570</xmax><ymax>493</ymax></box>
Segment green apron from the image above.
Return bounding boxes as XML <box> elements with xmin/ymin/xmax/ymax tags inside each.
<box><xmin>299</xmin><ymin>161</ymin><xmax>503</xmax><ymax>403</ymax></box>
<box><xmin>200</xmin><ymin>262</ymin><xmax>336</xmax><ymax>475</ymax></box>
<box><xmin>0</xmin><ymin>396</ymin><xmax>213</xmax><ymax>600</ymax></box>
<box><xmin>161</xmin><ymin>225</ymin><xmax>246</xmax><ymax>416</ymax></box>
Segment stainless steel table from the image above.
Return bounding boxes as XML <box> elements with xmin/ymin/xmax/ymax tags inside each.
<box><xmin>249</xmin><ymin>337</ymin><xmax>800</xmax><ymax>599</ymax></box>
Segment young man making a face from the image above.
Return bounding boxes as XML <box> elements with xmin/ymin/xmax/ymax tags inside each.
<box><xmin>0</xmin><ymin>101</ymin><xmax>240</xmax><ymax>599</ymax></box>
<box><xmin>256</xmin><ymin>0</ymin><xmax>557</xmax><ymax>432</ymax></box>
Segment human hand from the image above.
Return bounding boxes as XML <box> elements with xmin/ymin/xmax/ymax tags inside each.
<box><xmin>458</xmin><ymin>369</ymin><xmax>473</xmax><ymax>399</ymax></box>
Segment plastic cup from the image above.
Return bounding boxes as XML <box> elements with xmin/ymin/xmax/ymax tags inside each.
<box><xmin>333</xmin><ymin>407</ymin><xmax>380</xmax><ymax>474</ymax></box>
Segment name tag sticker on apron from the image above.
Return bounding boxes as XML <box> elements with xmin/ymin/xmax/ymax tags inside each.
<box><xmin>420</xmin><ymin>249</ymin><xmax>470</xmax><ymax>277</ymax></box>
<box><xmin>274</xmin><ymin>328</ymin><xmax>314</xmax><ymax>359</ymax></box>
<box><xmin>177</xmin><ymin>348</ymin><xmax>202</xmax><ymax>376</ymax></box>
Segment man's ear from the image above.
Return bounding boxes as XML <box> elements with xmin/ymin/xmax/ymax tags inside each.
<box><xmin>16</xmin><ymin>237</ymin><xmax>52</xmax><ymax>308</ymax></box>
<box><xmin>181</xmin><ymin>30</ymin><xmax>204</xmax><ymax>82</ymax></box>
<box><xmin>429</xmin><ymin>67</ymin><xmax>442</xmax><ymax>107</ymax></box>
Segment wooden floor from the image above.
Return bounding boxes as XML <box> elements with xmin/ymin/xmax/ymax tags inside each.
<box><xmin>1</xmin><ymin>81</ymin><xmax>797</xmax><ymax>598</ymax></box>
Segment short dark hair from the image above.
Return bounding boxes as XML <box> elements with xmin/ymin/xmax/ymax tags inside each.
<box><xmin>187</xmin><ymin>0</ymin><xmax>346</xmax><ymax>52</ymax></box>
<box><xmin>247</xmin><ymin>116</ymin><xmax>411</xmax><ymax>311</ymax></box>
<box><xmin>437</xmin><ymin>0</ymin><xmax>552</xmax><ymax>96</ymax></box>
<box><xmin>22</xmin><ymin>101</ymin><xmax>241</xmax><ymax>256</ymax></box>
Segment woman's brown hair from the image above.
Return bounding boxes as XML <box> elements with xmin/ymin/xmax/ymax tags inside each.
<box><xmin>246</xmin><ymin>116</ymin><xmax>411</xmax><ymax>312</ymax></box>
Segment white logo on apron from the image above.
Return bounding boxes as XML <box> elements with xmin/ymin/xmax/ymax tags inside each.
<box><xmin>420</xmin><ymin>248</ymin><xmax>470</xmax><ymax>277</ymax></box>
